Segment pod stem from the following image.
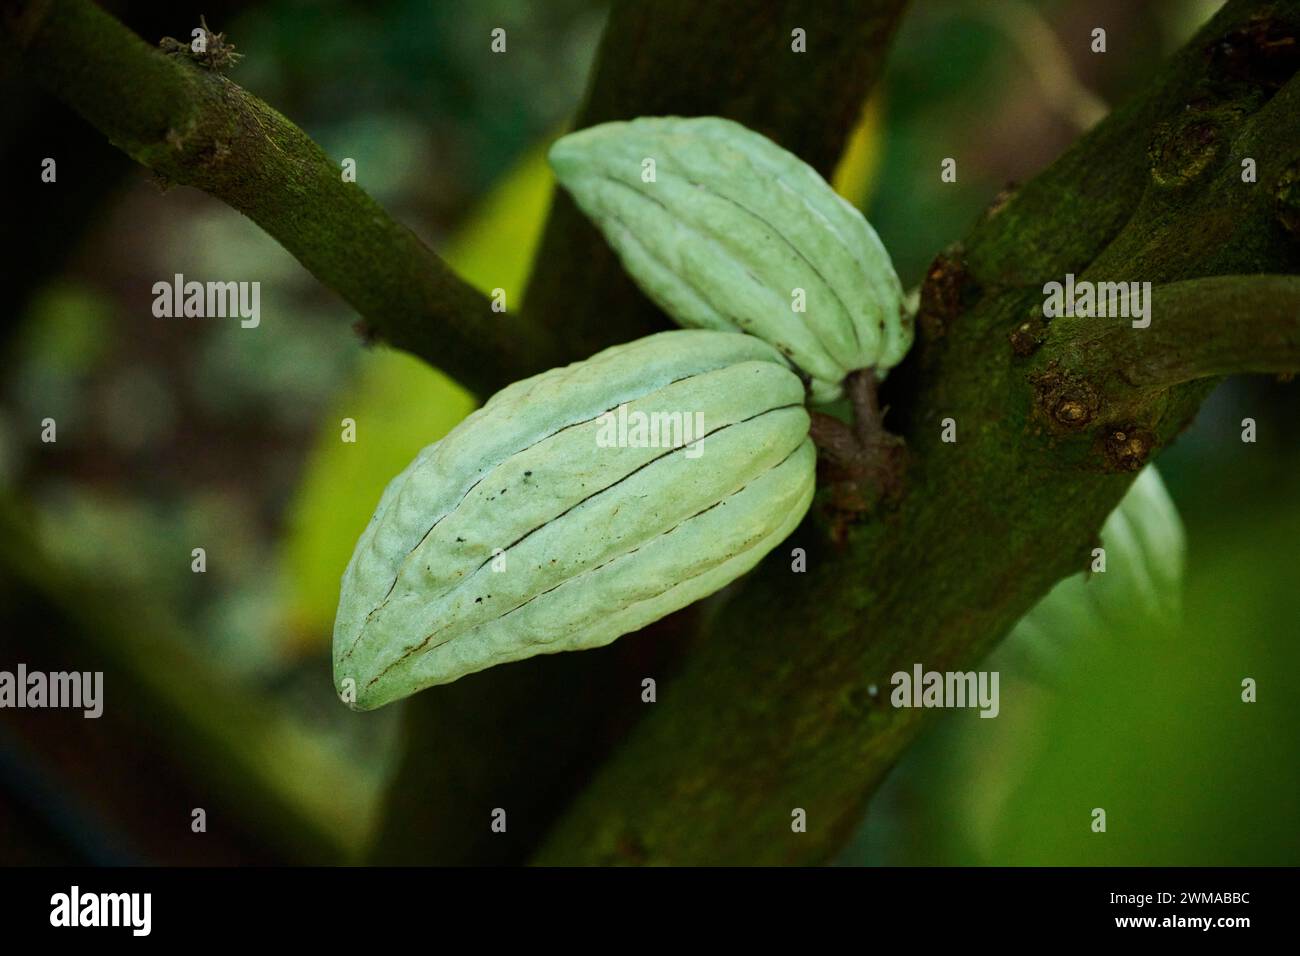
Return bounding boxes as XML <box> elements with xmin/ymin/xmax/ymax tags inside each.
<box><xmin>809</xmin><ymin>369</ymin><xmax>906</xmax><ymax>516</ymax></box>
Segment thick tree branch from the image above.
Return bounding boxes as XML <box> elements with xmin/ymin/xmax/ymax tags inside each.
<box><xmin>0</xmin><ymin>1</ymin><xmax>257</xmax><ymax>336</ymax></box>
<box><xmin>2</xmin><ymin>0</ymin><xmax>558</xmax><ymax>397</ymax></box>
<box><xmin>533</xmin><ymin>0</ymin><xmax>1300</xmax><ymax>864</ymax></box>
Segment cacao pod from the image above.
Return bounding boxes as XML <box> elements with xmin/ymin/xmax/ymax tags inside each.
<box><xmin>334</xmin><ymin>330</ymin><xmax>815</xmax><ymax>710</ymax></box>
<box><xmin>549</xmin><ymin>115</ymin><xmax>911</xmax><ymax>402</ymax></box>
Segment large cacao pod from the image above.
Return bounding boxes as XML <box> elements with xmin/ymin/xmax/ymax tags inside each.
<box><xmin>549</xmin><ymin>115</ymin><xmax>911</xmax><ymax>402</ymax></box>
<box><xmin>333</xmin><ymin>330</ymin><xmax>815</xmax><ymax>710</ymax></box>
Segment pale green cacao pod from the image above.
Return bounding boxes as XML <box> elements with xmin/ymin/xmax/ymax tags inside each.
<box><xmin>334</xmin><ymin>330</ymin><xmax>815</xmax><ymax>710</ymax></box>
<box><xmin>549</xmin><ymin>115</ymin><xmax>911</xmax><ymax>403</ymax></box>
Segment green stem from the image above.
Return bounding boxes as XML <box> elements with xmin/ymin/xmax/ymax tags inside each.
<box><xmin>1068</xmin><ymin>275</ymin><xmax>1300</xmax><ymax>388</ymax></box>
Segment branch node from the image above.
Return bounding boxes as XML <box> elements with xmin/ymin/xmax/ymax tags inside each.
<box><xmin>1100</xmin><ymin>425</ymin><xmax>1155</xmax><ymax>472</ymax></box>
<box><xmin>916</xmin><ymin>243</ymin><xmax>973</xmax><ymax>341</ymax></box>
<box><xmin>1029</xmin><ymin>362</ymin><xmax>1101</xmax><ymax>431</ymax></box>
<box><xmin>1009</xmin><ymin>309</ymin><xmax>1048</xmax><ymax>357</ymax></box>
<box><xmin>352</xmin><ymin>320</ymin><xmax>380</xmax><ymax>348</ymax></box>
<box><xmin>1147</xmin><ymin>111</ymin><xmax>1226</xmax><ymax>189</ymax></box>
<box><xmin>160</xmin><ymin>15</ymin><xmax>244</xmax><ymax>72</ymax></box>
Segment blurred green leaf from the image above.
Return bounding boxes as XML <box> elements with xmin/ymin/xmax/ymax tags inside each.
<box><xmin>12</xmin><ymin>281</ymin><xmax>113</xmax><ymax>374</ymax></box>
<box><xmin>989</xmin><ymin>496</ymin><xmax>1300</xmax><ymax>865</ymax></box>
<box><xmin>278</xmin><ymin>143</ymin><xmax>555</xmax><ymax>645</ymax></box>
<box><xmin>842</xmin><ymin>465</ymin><xmax>1221</xmax><ymax>865</ymax></box>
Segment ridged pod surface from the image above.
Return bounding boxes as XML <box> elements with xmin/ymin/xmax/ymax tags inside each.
<box><xmin>334</xmin><ymin>330</ymin><xmax>815</xmax><ymax>709</ymax></box>
<box><xmin>549</xmin><ymin>115</ymin><xmax>911</xmax><ymax>402</ymax></box>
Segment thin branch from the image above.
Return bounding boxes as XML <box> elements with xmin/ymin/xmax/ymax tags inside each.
<box><xmin>1073</xmin><ymin>275</ymin><xmax>1300</xmax><ymax>388</ymax></box>
<box><xmin>808</xmin><ymin>412</ymin><xmax>864</xmax><ymax>473</ymax></box>
<box><xmin>809</xmin><ymin>372</ymin><xmax>907</xmax><ymax>515</ymax></box>
<box><xmin>2</xmin><ymin>0</ymin><xmax>559</xmax><ymax>398</ymax></box>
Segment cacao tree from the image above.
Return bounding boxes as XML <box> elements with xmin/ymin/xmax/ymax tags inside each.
<box><xmin>4</xmin><ymin>0</ymin><xmax>1297</xmax><ymax>865</ymax></box>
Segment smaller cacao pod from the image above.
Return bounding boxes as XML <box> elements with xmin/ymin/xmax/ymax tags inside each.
<box><xmin>549</xmin><ymin>115</ymin><xmax>911</xmax><ymax>403</ymax></box>
<box><xmin>334</xmin><ymin>330</ymin><xmax>815</xmax><ymax>710</ymax></box>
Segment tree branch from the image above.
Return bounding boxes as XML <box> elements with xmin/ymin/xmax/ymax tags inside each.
<box><xmin>1</xmin><ymin>0</ymin><xmax>559</xmax><ymax>397</ymax></box>
<box><xmin>533</xmin><ymin>0</ymin><xmax>1300</xmax><ymax>865</ymax></box>
<box><xmin>1071</xmin><ymin>275</ymin><xmax>1300</xmax><ymax>389</ymax></box>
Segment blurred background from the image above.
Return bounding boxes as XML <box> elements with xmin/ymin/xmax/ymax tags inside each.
<box><xmin>0</xmin><ymin>0</ymin><xmax>1294</xmax><ymax>865</ymax></box>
